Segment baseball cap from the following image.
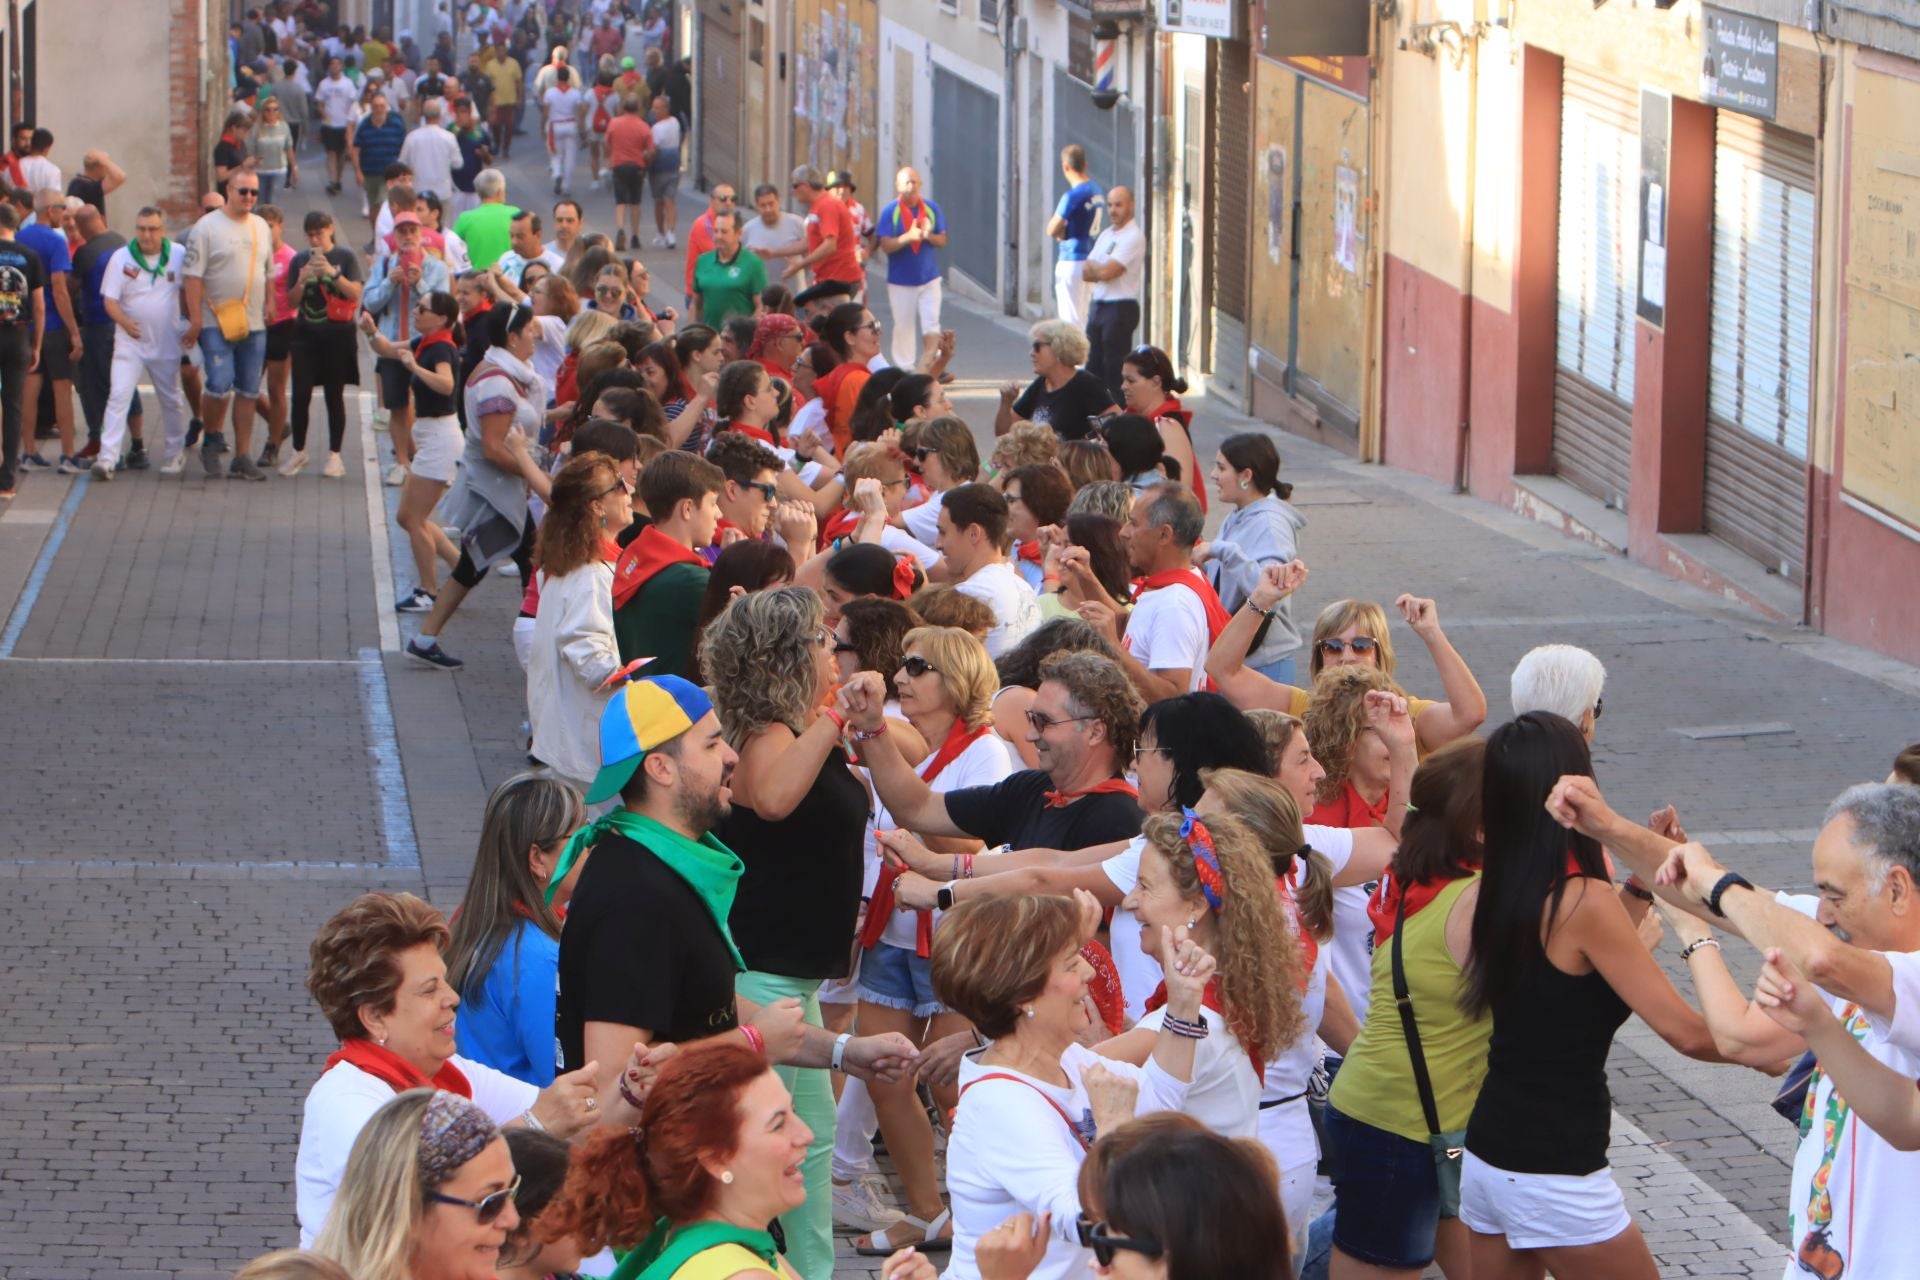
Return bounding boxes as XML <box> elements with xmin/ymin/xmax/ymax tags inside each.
<box><xmin>392</xmin><ymin>211</ymin><xmax>422</xmax><ymax>226</ymax></box>
<box><xmin>584</xmin><ymin>674</ymin><xmax>714</xmax><ymax>803</ymax></box>
<box><xmin>826</xmin><ymin>169</ymin><xmax>855</xmax><ymax>192</ymax></box>
<box><xmin>621</xmin><ymin>55</ymin><xmax>635</xmax><ymax>69</ymax></box>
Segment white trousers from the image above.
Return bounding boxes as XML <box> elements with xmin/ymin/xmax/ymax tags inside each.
<box><xmin>886</xmin><ymin>279</ymin><xmax>943</xmax><ymax>371</ymax></box>
<box><xmin>100</xmin><ymin>344</ymin><xmax>191</xmax><ymax>468</ymax></box>
<box><xmin>830</xmin><ymin>1073</ymin><xmax>880</xmax><ymax>1180</ymax></box>
<box><xmin>1054</xmin><ymin>259</ymin><xmax>1091</xmax><ymax>329</ymax></box>
<box><xmin>549</xmin><ymin>122</ymin><xmax>580</xmax><ymax>191</ymax></box>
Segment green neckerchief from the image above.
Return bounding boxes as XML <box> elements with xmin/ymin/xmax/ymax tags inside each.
<box><xmin>128</xmin><ymin>238</ymin><xmax>171</xmax><ymax>283</ymax></box>
<box><xmin>612</xmin><ymin>1218</ymin><xmax>780</xmax><ymax>1280</ymax></box>
<box><xmin>548</xmin><ymin>809</ymin><xmax>747</xmax><ymax>971</ymax></box>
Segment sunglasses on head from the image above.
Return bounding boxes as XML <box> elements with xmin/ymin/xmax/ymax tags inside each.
<box><xmin>899</xmin><ymin>655</ymin><xmax>939</xmax><ymax>679</ymax></box>
<box><xmin>1318</xmin><ymin>636</ymin><xmax>1379</xmax><ymax>657</ymax></box>
<box><xmin>1075</xmin><ymin>1215</ymin><xmax>1163</xmax><ymax>1268</ymax></box>
<box><xmin>429</xmin><ymin>1173</ymin><xmax>521</xmax><ymax>1224</ymax></box>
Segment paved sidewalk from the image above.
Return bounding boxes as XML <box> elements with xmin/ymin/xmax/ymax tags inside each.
<box><xmin>0</xmin><ymin>125</ymin><xmax>1909</xmax><ymax>1280</ymax></box>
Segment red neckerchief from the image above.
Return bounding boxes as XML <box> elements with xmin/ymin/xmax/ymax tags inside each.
<box><xmin>1144</xmin><ymin>977</ymin><xmax>1263</xmax><ymax>1079</ymax></box>
<box><xmin>818</xmin><ymin>505</ymin><xmax>861</xmax><ymax>551</ymax></box>
<box><xmin>723</xmin><ymin>422</ymin><xmax>777</xmax><ymax>447</ymax></box>
<box><xmin>1043</xmin><ymin>777</ymin><xmax>1139</xmax><ymax>809</ymax></box>
<box><xmin>324</xmin><ymin>1037</ymin><xmax>472</xmax><ymax>1097</ymax></box>
<box><xmin>510</xmin><ymin>897</ymin><xmax>568</xmax><ymax>925</ymax></box>
<box><xmin>1130</xmin><ymin>569</ymin><xmax>1232</xmax><ymax>689</ymax></box>
<box><xmin>1016</xmin><ymin>539</ymin><xmax>1045</xmax><ymax>564</ymax></box>
<box><xmin>1307</xmin><ymin>780</ymin><xmax>1388</xmax><ymax>830</ymax></box>
<box><xmin>461</xmin><ymin>296</ymin><xmax>494</xmax><ymax>325</ymax></box>
<box><xmin>414</xmin><ymin>328</ymin><xmax>456</xmax><ymax>356</ymax></box>
<box><xmin>894</xmin><ymin>195</ymin><xmax>930</xmax><ymax>253</ymax></box>
<box><xmin>861</xmin><ymin>721</ymin><xmax>992</xmax><ymax>957</ymax></box>
<box><xmin>1368</xmin><ymin>865</ymin><xmax>1477</xmax><ymax>943</ymax></box>
<box><xmin>612</xmin><ymin>524</ymin><xmax>707</xmax><ymax>608</ymax></box>
<box><xmin>1080</xmin><ymin>939</ymin><xmax>1127</xmax><ymax>1037</ymax></box>
<box><xmin>1147</xmin><ymin>400</ymin><xmax>1205</xmax><ymax>514</ymax></box>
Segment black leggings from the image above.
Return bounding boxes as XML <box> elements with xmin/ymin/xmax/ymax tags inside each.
<box><xmin>290</xmin><ymin>330</ymin><xmax>351</xmax><ymax>453</ymax></box>
<box><xmin>450</xmin><ymin>512</ymin><xmax>536</xmax><ymax>589</ymax></box>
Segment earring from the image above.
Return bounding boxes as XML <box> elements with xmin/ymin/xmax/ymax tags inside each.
<box><xmin>720</xmin><ymin>1170</ymin><xmax>734</xmax><ymax>1185</ymax></box>
<box><xmin>377</xmin><ymin>1036</ymin><xmax>387</xmax><ymax>1046</ymax></box>
<box><xmin>1024</xmin><ymin>1007</ymin><xmax>1036</xmax><ymax>1019</ymax></box>
<box><xmin>1186</xmin><ymin>916</ymin><xmax>1198</xmax><ymax>931</ymax></box>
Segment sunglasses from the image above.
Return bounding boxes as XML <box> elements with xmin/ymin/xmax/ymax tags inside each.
<box><xmin>1031</xmin><ymin>340</ymin><xmax>1051</xmax><ymax>352</ymax></box>
<box><xmin>1317</xmin><ymin>636</ymin><xmax>1379</xmax><ymax>657</ymax></box>
<box><xmin>748</xmin><ymin>481</ymin><xmax>777</xmax><ymax>503</ymax></box>
<box><xmin>912</xmin><ymin>447</ymin><xmax>939</xmax><ymax>462</ymax></box>
<box><xmin>1593</xmin><ymin>696</ymin><xmax>1604</xmax><ymax>721</ymax></box>
<box><xmin>429</xmin><ymin>1173</ymin><xmax>521</xmax><ymax>1224</ymax></box>
<box><xmin>596</xmin><ymin>477</ymin><xmax>635</xmax><ymax>499</ymax></box>
<box><xmin>1075</xmin><ymin>1215</ymin><xmax>1163</xmax><ymax>1267</ymax></box>
<box><xmin>833</xmin><ymin>639</ymin><xmax>859</xmax><ymax>655</ymax></box>
<box><xmin>1025</xmin><ymin>710</ymin><xmax>1095</xmax><ymax>733</ymax></box>
<box><xmin>596</xmin><ymin>283</ymin><xmax>625</xmax><ymax>294</ymax></box>
<box><xmin>232</xmin><ymin>188</ymin><xmax>261</xmax><ymax>197</ymax></box>
<box><xmin>899</xmin><ymin>655</ymin><xmax>940</xmax><ymax>679</ymax></box>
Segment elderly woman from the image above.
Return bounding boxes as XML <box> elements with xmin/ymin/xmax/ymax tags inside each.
<box><xmin>852</xmin><ymin>626</ymin><xmax>1015</xmax><ymax>1255</ymax></box>
<box><xmin>995</xmin><ymin>320</ymin><xmax>1119</xmax><ymax>439</ymax></box>
<box><xmin>901</xmin><ymin>415</ymin><xmax>980</xmax><ymax>546</ymax></box>
<box><xmin>1196</xmin><ymin>432</ymin><xmax>1306</xmax><ymax>684</ymax></box>
<box><xmin>1207</xmin><ymin>567</ymin><xmax>1488</xmax><ymax>756</ymax></box>
<box><xmin>538</xmin><ymin>1039</ymin><xmax>938</xmax><ymax>1280</ymax></box>
<box><xmin>296</xmin><ymin>892</ymin><xmax>599</xmax><ymax>1247</ymax></box>
<box><xmin>314</xmin><ymin>1089</ymin><xmax>521</xmax><ymax>1280</ymax></box>
<box><xmin>699</xmin><ymin>587</ymin><xmax>874</xmax><ymax>1280</ymax></box>
<box><xmin>446</xmin><ymin>774</ymin><xmax>589</xmax><ymax>1085</ymax></box>
<box><xmin>933</xmin><ymin>893</ymin><xmax>1211</xmax><ymax>1280</ymax></box>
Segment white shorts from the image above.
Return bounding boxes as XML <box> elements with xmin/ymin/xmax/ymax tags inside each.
<box><xmin>1457</xmin><ymin>1150</ymin><xmax>1632</xmax><ymax>1251</ymax></box>
<box><xmin>410</xmin><ymin>414</ymin><xmax>464</xmax><ymax>483</ymax></box>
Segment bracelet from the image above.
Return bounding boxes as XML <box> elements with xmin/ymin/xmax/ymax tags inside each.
<box><xmin>1621</xmin><ymin>879</ymin><xmax>1655</xmax><ymax>902</ymax></box>
<box><xmin>851</xmin><ymin>723</ymin><xmax>888</xmax><ymax>741</ymax></box>
<box><xmin>1681</xmin><ymin>937</ymin><xmax>1721</xmax><ymax>961</ymax></box>
<box><xmin>739</xmin><ymin>1024</ymin><xmax>766</xmax><ymax>1056</ymax></box>
<box><xmin>823</xmin><ymin>707</ymin><xmax>847</xmax><ymax>733</ymax></box>
<box><xmin>963</xmin><ymin>852</ymin><xmax>975</xmax><ymax>879</ymax></box>
<box><xmin>520</xmin><ymin>1108</ymin><xmax>546</xmax><ymax>1132</ymax></box>
<box><xmin>1250</xmin><ymin>601</ymin><xmax>1279</xmax><ymax>618</ymax></box>
<box><xmin>831</xmin><ymin>1031</ymin><xmax>853</xmax><ymax>1073</ymax></box>
<box><xmin>1161</xmin><ymin>1013</ymin><xmax>1210</xmax><ymax>1040</ymax></box>
<box><xmin>616</xmin><ymin>1076</ymin><xmax>646</xmax><ymax>1111</ymax></box>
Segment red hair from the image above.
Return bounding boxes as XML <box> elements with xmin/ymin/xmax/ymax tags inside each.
<box><xmin>537</xmin><ymin>1040</ymin><xmax>770</xmax><ymax>1252</ymax></box>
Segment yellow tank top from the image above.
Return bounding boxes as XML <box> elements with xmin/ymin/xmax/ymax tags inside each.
<box><xmin>1326</xmin><ymin>873</ymin><xmax>1490</xmax><ymax>1141</ymax></box>
<box><xmin>669</xmin><ymin>1244</ymin><xmax>785</xmax><ymax>1280</ymax></box>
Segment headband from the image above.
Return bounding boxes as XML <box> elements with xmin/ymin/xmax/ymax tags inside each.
<box><xmin>891</xmin><ymin>553</ymin><xmax>921</xmax><ymax>601</ymax></box>
<box><xmin>745</xmin><ymin>313</ymin><xmax>800</xmax><ymax>361</ymax></box>
<box><xmin>1179</xmin><ymin>810</ymin><xmax>1225</xmax><ymax>914</ymax></box>
<box><xmin>418</xmin><ymin>1090</ymin><xmax>498</xmax><ymax>1191</ymax></box>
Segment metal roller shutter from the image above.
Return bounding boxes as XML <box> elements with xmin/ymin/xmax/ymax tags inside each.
<box><xmin>1553</xmin><ymin>65</ymin><xmax>1640</xmax><ymax>511</ymax></box>
<box><xmin>932</xmin><ymin>66</ymin><xmax>1001</xmax><ymax>292</ymax></box>
<box><xmin>1211</xmin><ymin>39</ymin><xmax>1251</xmax><ymax>325</ymax></box>
<box><xmin>1705</xmin><ymin>112</ymin><xmax>1814</xmax><ymax>583</ymax></box>
<box><xmin>698</xmin><ymin>0</ymin><xmax>742</xmax><ymax>192</ymax></box>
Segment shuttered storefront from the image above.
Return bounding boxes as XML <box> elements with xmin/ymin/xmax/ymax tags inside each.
<box><xmin>1209</xmin><ymin>37</ymin><xmax>1252</xmax><ymax>392</ymax></box>
<box><xmin>1705</xmin><ymin>112</ymin><xmax>1815</xmax><ymax>582</ymax></box>
<box><xmin>697</xmin><ymin>0</ymin><xmax>743</xmax><ymax>191</ymax></box>
<box><xmin>1553</xmin><ymin>66</ymin><xmax>1640</xmax><ymax>511</ymax></box>
<box><xmin>931</xmin><ymin>65</ymin><xmax>1000</xmax><ymax>292</ymax></box>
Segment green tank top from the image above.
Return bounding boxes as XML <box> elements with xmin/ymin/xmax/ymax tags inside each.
<box><xmin>1326</xmin><ymin>873</ymin><xmax>1490</xmax><ymax>1142</ymax></box>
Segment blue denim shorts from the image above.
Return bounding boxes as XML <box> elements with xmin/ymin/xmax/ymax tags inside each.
<box><xmin>856</xmin><ymin>941</ymin><xmax>945</xmax><ymax>1018</ymax></box>
<box><xmin>198</xmin><ymin>325</ymin><xmax>267</xmax><ymax>399</ymax></box>
<box><xmin>1322</xmin><ymin>1104</ymin><xmax>1450</xmax><ymax>1269</ymax></box>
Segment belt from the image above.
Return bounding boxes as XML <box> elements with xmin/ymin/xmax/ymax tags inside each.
<box><xmin>1259</xmin><ymin>1090</ymin><xmax>1309</xmax><ymax>1110</ymax></box>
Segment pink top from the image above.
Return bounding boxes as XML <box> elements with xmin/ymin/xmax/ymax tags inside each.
<box><xmin>269</xmin><ymin>242</ymin><xmax>297</xmax><ymax>326</ymax></box>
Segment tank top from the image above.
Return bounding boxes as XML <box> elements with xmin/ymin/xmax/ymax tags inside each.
<box><xmin>670</xmin><ymin>1243</ymin><xmax>783</xmax><ymax>1280</ymax></box>
<box><xmin>1327</xmin><ymin>874</ymin><xmax>1489</xmax><ymax>1142</ymax></box>
<box><xmin>1463</xmin><ymin>907</ymin><xmax>1632</xmax><ymax>1176</ymax></box>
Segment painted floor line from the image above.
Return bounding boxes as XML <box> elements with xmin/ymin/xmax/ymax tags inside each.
<box><xmin>359</xmin><ymin>390</ymin><xmax>401</xmax><ymax>653</ymax></box>
<box><xmin>0</xmin><ymin>474</ymin><xmax>89</xmax><ymax>658</ymax></box>
<box><xmin>357</xmin><ymin>646</ymin><xmax>422</xmax><ymax>870</ymax></box>
<box><xmin>0</xmin><ymin>656</ymin><xmax>376</xmax><ymax>665</ymax></box>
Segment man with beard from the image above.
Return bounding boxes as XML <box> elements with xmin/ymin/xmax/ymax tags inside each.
<box><xmin>553</xmin><ymin>674</ymin><xmax>920</xmax><ymax>1104</ymax></box>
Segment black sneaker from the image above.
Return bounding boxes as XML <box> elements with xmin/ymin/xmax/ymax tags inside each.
<box><xmin>185</xmin><ymin>418</ymin><xmax>204</xmax><ymax>449</ymax></box>
<box><xmin>395</xmin><ymin>586</ymin><xmax>437</xmax><ymax>613</ymax></box>
<box><xmin>127</xmin><ymin>447</ymin><xmax>150</xmax><ymax>471</ymax></box>
<box><xmin>406</xmin><ymin>637</ymin><xmax>464</xmax><ymax>670</ymax></box>
<box><xmin>200</xmin><ymin>431</ymin><xmax>227</xmax><ymax>477</ymax></box>
<box><xmin>615</xmin><ymin>229</ymin><xmax>627</xmax><ymax>251</ymax></box>
<box><xmin>258</xmin><ymin>441</ymin><xmax>280</xmax><ymax>468</ymax></box>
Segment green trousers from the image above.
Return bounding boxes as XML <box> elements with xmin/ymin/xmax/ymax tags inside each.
<box><xmin>734</xmin><ymin>970</ymin><xmax>835</xmax><ymax>1280</ymax></box>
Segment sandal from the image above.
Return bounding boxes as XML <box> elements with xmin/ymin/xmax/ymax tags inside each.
<box><xmin>855</xmin><ymin>1208</ymin><xmax>953</xmax><ymax>1256</ymax></box>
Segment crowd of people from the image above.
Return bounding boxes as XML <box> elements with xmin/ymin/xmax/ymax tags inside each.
<box><xmin>17</xmin><ymin>5</ymin><xmax>1917</xmax><ymax>1280</ymax></box>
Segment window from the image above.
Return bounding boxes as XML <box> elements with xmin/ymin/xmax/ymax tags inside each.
<box><xmin>979</xmin><ymin>0</ymin><xmax>1000</xmax><ymax>26</ymax></box>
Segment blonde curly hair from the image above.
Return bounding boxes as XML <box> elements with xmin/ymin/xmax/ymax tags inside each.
<box><xmin>1142</xmin><ymin>810</ymin><xmax>1303</xmax><ymax>1062</ymax></box>
<box><xmin>698</xmin><ymin>586</ymin><xmax>827</xmax><ymax>748</ymax></box>
<box><xmin>1301</xmin><ymin>664</ymin><xmax>1404</xmax><ymax>804</ymax></box>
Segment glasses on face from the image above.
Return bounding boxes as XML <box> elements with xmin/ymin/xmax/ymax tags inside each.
<box><xmin>900</xmin><ymin>655</ymin><xmax>940</xmax><ymax>679</ymax></box>
<box><xmin>1593</xmin><ymin>696</ymin><xmax>1604</xmax><ymax>721</ymax></box>
<box><xmin>832</xmin><ymin>638</ymin><xmax>859</xmax><ymax>656</ymax></box>
<box><xmin>1032</xmin><ymin>340</ymin><xmax>1051</xmax><ymax>352</ymax></box>
<box><xmin>233</xmin><ymin>187</ymin><xmax>260</xmax><ymax>198</ymax></box>
<box><xmin>1132</xmin><ymin>744</ymin><xmax>1171</xmax><ymax>761</ymax></box>
<box><xmin>595</xmin><ymin>476</ymin><xmax>635</xmax><ymax>499</ymax></box>
<box><xmin>715</xmin><ymin>193</ymin><xmax>737</xmax><ymax>203</ymax></box>
<box><xmin>748</xmin><ymin>481</ymin><xmax>777</xmax><ymax>503</ymax></box>
<box><xmin>881</xmin><ymin>475</ymin><xmax>910</xmax><ymax>490</ymax></box>
<box><xmin>1318</xmin><ymin>636</ymin><xmax>1379</xmax><ymax>657</ymax></box>
<box><xmin>1025</xmin><ymin>709</ymin><xmax>1095</xmax><ymax>734</ymax></box>
<box><xmin>1074</xmin><ymin>1215</ymin><xmax>1163</xmax><ymax>1268</ymax></box>
<box><xmin>912</xmin><ymin>447</ymin><xmax>938</xmax><ymax>462</ymax></box>
<box><xmin>595</xmin><ymin>283</ymin><xmax>625</xmax><ymax>295</ymax></box>
<box><xmin>429</xmin><ymin>1174</ymin><xmax>521</xmax><ymax>1224</ymax></box>
<box><xmin>814</xmin><ymin>627</ymin><xmax>835</xmax><ymax>649</ymax></box>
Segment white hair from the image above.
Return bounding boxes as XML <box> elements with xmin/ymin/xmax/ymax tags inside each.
<box><xmin>474</xmin><ymin>168</ymin><xmax>506</xmax><ymax>200</ymax></box>
<box><xmin>1509</xmin><ymin>644</ymin><xmax>1606</xmax><ymax>725</ymax></box>
<box><xmin>423</xmin><ymin>98</ymin><xmax>443</xmax><ymax>123</ymax></box>
<box><xmin>1829</xmin><ymin>783</ymin><xmax>1920</xmax><ymax>895</ymax></box>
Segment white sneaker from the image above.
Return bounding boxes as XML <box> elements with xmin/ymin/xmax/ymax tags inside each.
<box><xmin>831</xmin><ymin>1176</ymin><xmax>904</xmax><ymax>1233</ymax></box>
<box><xmin>323</xmin><ymin>452</ymin><xmax>347</xmax><ymax>478</ymax></box>
<box><xmin>372</xmin><ymin>407</ymin><xmax>391</xmax><ymax>431</ymax></box>
<box><xmin>590</xmin><ymin>177</ymin><xmax>601</xmax><ymax>191</ymax></box>
<box><xmin>158</xmin><ymin>452</ymin><xmax>188</xmax><ymax>475</ymax></box>
<box><xmin>278</xmin><ymin>449</ymin><xmax>310</xmax><ymax>477</ymax></box>
<box><xmin>666</xmin><ymin>230</ymin><xmax>676</xmax><ymax>248</ymax></box>
<box><xmin>498</xmin><ymin>560</ymin><xmax>520</xmax><ymax>577</ymax></box>
<box><xmin>385</xmin><ymin>462</ymin><xmax>409</xmax><ymax>487</ymax></box>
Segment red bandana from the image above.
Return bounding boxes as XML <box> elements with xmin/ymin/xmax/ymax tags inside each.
<box><xmin>818</xmin><ymin>505</ymin><xmax>862</xmax><ymax>551</ymax></box>
<box><xmin>1016</xmin><ymin>539</ymin><xmax>1046</xmax><ymax>564</ymax></box>
<box><xmin>612</xmin><ymin>524</ymin><xmax>707</xmax><ymax>609</ymax></box>
<box><xmin>861</xmin><ymin>721</ymin><xmax>992</xmax><ymax>957</ymax></box>
<box><xmin>325</xmin><ymin>1036</ymin><xmax>472</xmax><ymax>1097</ymax></box>
<box><xmin>1307</xmin><ymin>780</ymin><xmax>1388</xmax><ymax>830</ymax></box>
<box><xmin>722</xmin><ymin>422</ymin><xmax>777</xmax><ymax>447</ymax></box>
<box><xmin>1042</xmin><ymin>777</ymin><xmax>1140</xmax><ymax>809</ymax></box>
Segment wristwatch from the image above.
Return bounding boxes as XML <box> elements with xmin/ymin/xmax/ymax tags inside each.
<box><xmin>1704</xmin><ymin>871</ymin><xmax>1753</xmax><ymax>918</ymax></box>
<box><xmin>830</xmin><ymin>1031</ymin><xmax>852</xmax><ymax>1073</ymax></box>
<box><xmin>936</xmin><ymin>882</ymin><xmax>957</xmax><ymax>912</ymax></box>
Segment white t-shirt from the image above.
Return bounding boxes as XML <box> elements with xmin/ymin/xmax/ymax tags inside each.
<box><xmin>874</xmin><ymin>731</ymin><xmax>1015</xmax><ymax>951</ymax></box>
<box><xmin>295</xmin><ymin>1057</ymin><xmax>537</xmax><ymax>1247</ymax></box>
<box><xmin>955</xmin><ymin>560</ymin><xmax>1040</xmax><ymax>660</ymax></box>
<box><xmin>315</xmin><ymin>76</ymin><xmax>359</xmax><ymax>128</ymax></box>
<box><xmin>878</xmin><ymin>523</ymin><xmax>941</xmax><ymax>572</ymax></box>
<box><xmin>902</xmin><ymin>488</ymin><xmax>945</xmax><ymax>547</ymax></box>
<box><xmin>1258</xmin><ymin>829</ymin><xmax>1353</xmax><ymax>1166</ymax></box>
<box><xmin>1137</xmin><ymin>1003</ymin><xmax>1261</xmax><ymax>1139</ymax></box>
<box><xmin>398</xmin><ymin>123</ymin><xmax>463</xmax><ymax>198</ymax></box>
<box><xmin>651</xmin><ymin>116</ymin><xmax>683</xmax><ymax>159</ymax></box>
<box><xmin>99</xmin><ymin>244</ymin><xmax>187</xmax><ymax>361</ymax></box>
<box><xmin>1781</xmin><ymin>900</ymin><xmax>1920</xmax><ymax>1279</ymax></box>
<box><xmin>378</xmin><ymin>72</ymin><xmax>413</xmax><ymax>113</ymax></box>
<box><xmin>1121</xmin><ymin>575</ymin><xmax>1211</xmax><ymax>691</ymax></box>
<box><xmin>1299</xmin><ymin>823</ymin><xmax>1371</xmax><ymax>1024</ymax></box>
<box><xmin>543</xmin><ymin>85</ymin><xmax>585</xmax><ymax>127</ymax></box>
<box><xmin>529</xmin><ymin>313</ymin><xmax>568</xmax><ymax>388</ymax></box>
<box><xmin>741</xmin><ymin>211</ymin><xmax>806</xmax><ymax>259</ymax></box>
<box><xmin>19</xmin><ymin>155</ymin><xmax>60</xmax><ymax>195</ymax></box>
<box><xmin>1087</xmin><ymin>220</ymin><xmax>1146</xmax><ymax>303</ymax></box>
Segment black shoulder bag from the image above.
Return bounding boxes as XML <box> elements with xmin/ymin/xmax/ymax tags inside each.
<box><xmin>1391</xmin><ymin>888</ymin><xmax>1468</xmax><ymax>1216</ymax></box>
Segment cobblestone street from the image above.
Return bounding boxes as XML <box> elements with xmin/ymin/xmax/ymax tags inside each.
<box><xmin>2</xmin><ymin>138</ymin><xmax>1912</xmax><ymax>1280</ymax></box>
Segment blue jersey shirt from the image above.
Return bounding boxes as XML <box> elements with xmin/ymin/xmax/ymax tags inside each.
<box><xmin>1055</xmin><ymin>179</ymin><xmax>1104</xmax><ymax>262</ymax></box>
<box><xmin>16</xmin><ymin>223</ymin><xmax>70</xmax><ymax>331</ymax></box>
<box><xmin>876</xmin><ymin>196</ymin><xmax>946</xmax><ymax>288</ymax></box>
<box><xmin>453</xmin><ymin>918</ymin><xmax>560</xmax><ymax>1086</ymax></box>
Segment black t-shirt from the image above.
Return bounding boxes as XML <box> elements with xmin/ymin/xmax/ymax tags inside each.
<box><xmin>944</xmin><ymin>769</ymin><xmax>1144</xmax><ymax>852</ymax></box>
<box><xmin>288</xmin><ymin>247</ymin><xmax>361</xmax><ymax>327</ymax></box>
<box><xmin>213</xmin><ymin>137</ymin><xmax>245</xmax><ymax>197</ymax></box>
<box><xmin>720</xmin><ymin>746</ymin><xmax>871</xmax><ymax>979</ymax></box>
<box><xmin>557</xmin><ymin>832</ymin><xmax>742</xmax><ymax>1071</ymax></box>
<box><xmin>1011</xmin><ymin>369</ymin><xmax>1117</xmax><ymax>440</ymax></box>
<box><xmin>412</xmin><ymin>336</ymin><xmax>459</xmax><ymax>417</ymax></box>
<box><xmin>67</xmin><ymin>175</ymin><xmax>106</xmax><ymax>216</ymax></box>
<box><xmin>0</xmin><ymin>239</ymin><xmax>46</xmax><ymax>333</ymax></box>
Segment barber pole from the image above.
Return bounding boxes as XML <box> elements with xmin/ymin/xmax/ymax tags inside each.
<box><xmin>1091</xmin><ymin>20</ymin><xmax>1122</xmax><ymax>109</ymax></box>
